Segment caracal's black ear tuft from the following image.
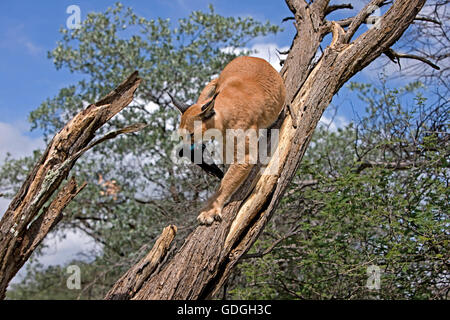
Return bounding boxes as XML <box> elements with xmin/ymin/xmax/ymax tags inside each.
<box><xmin>167</xmin><ymin>91</ymin><xmax>190</xmax><ymax>113</ymax></box>
<box><xmin>199</xmin><ymin>91</ymin><xmax>219</xmax><ymax>120</ymax></box>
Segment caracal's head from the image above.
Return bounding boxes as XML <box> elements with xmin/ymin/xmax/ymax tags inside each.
<box><xmin>168</xmin><ymin>92</ymin><xmax>218</xmax><ymax>144</ymax></box>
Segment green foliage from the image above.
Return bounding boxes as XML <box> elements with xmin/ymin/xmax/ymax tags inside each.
<box><xmin>2</xmin><ymin>3</ymin><xmax>281</xmax><ymax>300</ymax></box>
<box><xmin>0</xmin><ymin>151</ymin><xmax>43</xmax><ymax>198</ymax></box>
<box><xmin>229</xmin><ymin>81</ymin><xmax>449</xmax><ymax>299</ymax></box>
<box><xmin>6</xmin><ymin>259</ymin><xmax>122</xmax><ymax>300</ymax></box>
<box><xmin>2</xmin><ymin>2</ymin><xmax>448</xmax><ymax>301</ymax></box>
<box><xmin>30</xmin><ymin>3</ymin><xmax>280</xmax><ymax>138</ymax></box>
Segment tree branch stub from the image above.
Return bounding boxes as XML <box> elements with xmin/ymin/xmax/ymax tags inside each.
<box><xmin>0</xmin><ymin>71</ymin><xmax>142</xmax><ymax>299</ymax></box>
<box><xmin>109</xmin><ymin>0</ymin><xmax>426</xmax><ymax>300</ymax></box>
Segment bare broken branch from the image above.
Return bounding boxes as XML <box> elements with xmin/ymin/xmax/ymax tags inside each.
<box><xmin>281</xmin><ymin>16</ymin><xmax>295</xmax><ymax>23</ymax></box>
<box><xmin>334</xmin><ymin>17</ymin><xmax>354</xmax><ymax>28</ymax></box>
<box><xmin>326</xmin><ymin>3</ymin><xmax>353</xmax><ymax>15</ymax></box>
<box><xmin>276</xmin><ymin>48</ymin><xmax>290</xmax><ymax>55</ymax></box>
<box><xmin>0</xmin><ymin>71</ymin><xmax>142</xmax><ymax>299</ymax></box>
<box><xmin>414</xmin><ymin>16</ymin><xmax>442</xmax><ymax>25</ymax></box>
<box><xmin>344</xmin><ymin>0</ymin><xmax>386</xmax><ymax>43</ymax></box>
<box><xmin>19</xmin><ymin>177</ymin><xmax>87</xmax><ymax>259</ymax></box>
<box><xmin>354</xmin><ymin>160</ymin><xmax>430</xmax><ymax>173</ymax></box>
<box><xmin>384</xmin><ymin>48</ymin><xmax>441</xmax><ymax>70</ymax></box>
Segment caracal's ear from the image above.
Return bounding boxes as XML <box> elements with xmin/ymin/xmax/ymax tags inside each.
<box><xmin>167</xmin><ymin>91</ymin><xmax>190</xmax><ymax>114</ymax></box>
<box><xmin>199</xmin><ymin>91</ymin><xmax>219</xmax><ymax>120</ymax></box>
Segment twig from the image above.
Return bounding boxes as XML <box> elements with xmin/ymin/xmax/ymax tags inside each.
<box><xmin>242</xmin><ymin>228</ymin><xmax>302</xmax><ymax>260</ymax></box>
<box><xmin>353</xmin><ymin>160</ymin><xmax>428</xmax><ymax>174</ymax></box>
<box><xmin>384</xmin><ymin>48</ymin><xmax>440</xmax><ymax>70</ymax></box>
<box><xmin>326</xmin><ymin>3</ymin><xmax>353</xmax><ymax>15</ymax></box>
<box><xmin>345</xmin><ymin>0</ymin><xmax>386</xmax><ymax>43</ymax></box>
<box><xmin>282</xmin><ymin>16</ymin><xmax>295</xmax><ymax>23</ymax></box>
<box><xmin>414</xmin><ymin>16</ymin><xmax>442</xmax><ymax>25</ymax></box>
<box><xmin>276</xmin><ymin>48</ymin><xmax>290</xmax><ymax>55</ymax></box>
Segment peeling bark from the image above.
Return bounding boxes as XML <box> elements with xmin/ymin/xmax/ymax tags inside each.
<box><xmin>0</xmin><ymin>71</ymin><xmax>142</xmax><ymax>299</ymax></box>
<box><xmin>0</xmin><ymin>0</ymin><xmax>427</xmax><ymax>301</ymax></box>
<box><xmin>109</xmin><ymin>0</ymin><xmax>425</xmax><ymax>300</ymax></box>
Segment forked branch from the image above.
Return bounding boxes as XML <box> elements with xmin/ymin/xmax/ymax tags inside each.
<box><xmin>107</xmin><ymin>0</ymin><xmax>426</xmax><ymax>300</ymax></box>
<box><xmin>0</xmin><ymin>71</ymin><xmax>143</xmax><ymax>299</ymax></box>
<box><xmin>384</xmin><ymin>48</ymin><xmax>441</xmax><ymax>70</ymax></box>
<box><xmin>326</xmin><ymin>3</ymin><xmax>353</xmax><ymax>15</ymax></box>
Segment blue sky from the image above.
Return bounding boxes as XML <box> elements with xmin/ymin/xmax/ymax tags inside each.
<box><xmin>0</xmin><ymin>0</ymin><xmax>301</xmax><ymax>283</ymax></box>
<box><xmin>0</xmin><ymin>0</ymin><xmax>382</xmax><ymax>191</ymax></box>
<box><xmin>0</xmin><ymin>1</ymin><xmax>438</xmax><ymax>280</ymax></box>
<box><xmin>0</xmin><ymin>0</ymin><xmax>294</xmax><ymax>127</ymax></box>
<box><xmin>0</xmin><ymin>0</ymin><xmax>404</xmax><ymax>141</ymax></box>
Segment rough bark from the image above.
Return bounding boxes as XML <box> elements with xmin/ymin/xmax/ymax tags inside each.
<box><xmin>0</xmin><ymin>71</ymin><xmax>142</xmax><ymax>299</ymax></box>
<box><xmin>107</xmin><ymin>0</ymin><xmax>425</xmax><ymax>300</ymax></box>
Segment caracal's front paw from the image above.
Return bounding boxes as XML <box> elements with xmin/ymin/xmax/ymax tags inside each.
<box><xmin>197</xmin><ymin>204</ymin><xmax>222</xmax><ymax>225</ymax></box>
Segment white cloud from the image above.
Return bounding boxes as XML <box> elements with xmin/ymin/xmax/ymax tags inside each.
<box><xmin>10</xmin><ymin>229</ymin><xmax>101</xmax><ymax>284</ymax></box>
<box><xmin>248</xmin><ymin>43</ymin><xmax>289</xmax><ymax>72</ymax></box>
<box><xmin>0</xmin><ymin>122</ymin><xmax>44</xmax><ymax>163</ymax></box>
<box><xmin>132</xmin><ymin>97</ymin><xmax>160</xmax><ymax>114</ymax></box>
<box><xmin>0</xmin><ymin>121</ymin><xmax>44</xmax><ymax>218</ymax></box>
<box><xmin>0</xmin><ymin>198</ymin><xmax>10</xmax><ymax>218</ymax></box>
<box><xmin>38</xmin><ymin>229</ymin><xmax>101</xmax><ymax>266</ymax></box>
<box><xmin>319</xmin><ymin>114</ymin><xmax>349</xmax><ymax>132</ymax></box>
<box><xmin>0</xmin><ymin>24</ymin><xmax>43</xmax><ymax>57</ymax></box>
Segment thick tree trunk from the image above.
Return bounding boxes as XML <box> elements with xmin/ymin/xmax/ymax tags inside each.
<box><xmin>106</xmin><ymin>0</ymin><xmax>426</xmax><ymax>300</ymax></box>
<box><xmin>0</xmin><ymin>72</ymin><xmax>142</xmax><ymax>299</ymax></box>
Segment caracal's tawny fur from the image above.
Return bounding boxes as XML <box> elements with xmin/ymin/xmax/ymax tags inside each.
<box><xmin>177</xmin><ymin>56</ymin><xmax>286</xmax><ymax>225</ymax></box>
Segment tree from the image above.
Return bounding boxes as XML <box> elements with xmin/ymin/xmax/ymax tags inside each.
<box><xmin>2</xmin><ymin>0</ymin><xmax>446</xmax><ymax>300</ymax></box>
<box><xmin>105</xmin><ymin>0</ymin><xmax>434</xmax><ymax>300</ymax></box>
<box><xmin>228</xmin><ymin>80</ymin><xmax>449</xmax><ymax>299</ymax></box>
<box><xmin>1</xmin><ymin>3</ymin><xmax>280</xmax><ymax>298</ymax></box>
<box><xmin>0</xmin><ymin>71</ymin><xmax>142</xmax><ymax>299</ymax></box>
<box><xmin>223</xmin><ymin>0</ymin><xmax>449</xmax><ymax>299</ymax></box>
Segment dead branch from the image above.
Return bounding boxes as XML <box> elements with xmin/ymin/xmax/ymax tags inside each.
<box><xmin>0</xmin><ymin>71</ymin><xmax>142</xmax><ymax>299</ymax></box>
<box><xmin>384</xmin><ymin>48</ymin><xmax>441</xmax><ymax>70</ymax></box>
<box><xmin>354</xmin><ymin>160</ymin><xmax>430</xmax><ymax>173</ymax></box>
<box><xmin>325</xmin><ymin>3</ymin><xmax>353</xmax><ymax>15</ymax></box>
<box><xmin>414</xmin><ymin>16</ymin><xmax>442</xmax><ymax>25</ymax></box>
<box><xmin>281</xmin><ymin>16</ymin><xmax>295</xmax><ymax>23</ymax></box>
<box><xmin>344</xmin><ymin>0</ymin><xmax>386</xmax><ymax>42</ymax></box>
<box><xmin>107</xmin><ymin>0</ymin><xmax>426</xmax><ymax>300</ymax></box>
